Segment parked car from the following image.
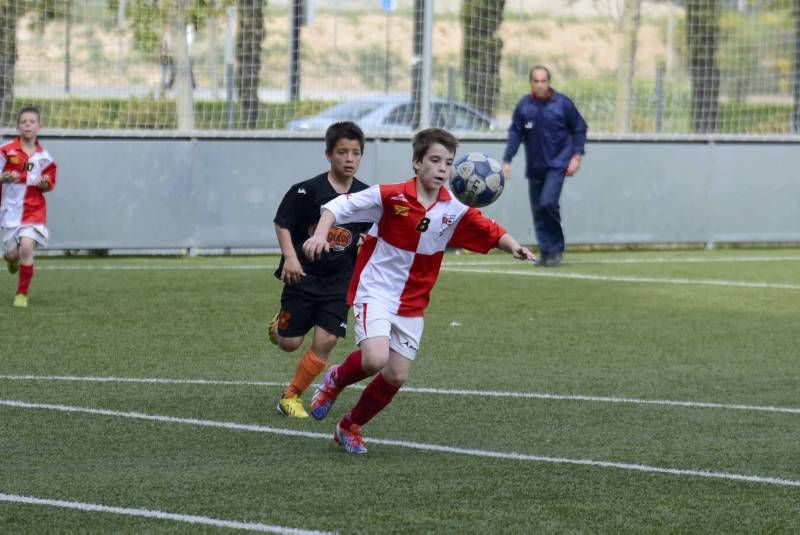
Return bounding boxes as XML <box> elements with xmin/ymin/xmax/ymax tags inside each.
<box><xmin>286</xmin><ymin>95</ymin><xmax>498</xmax><ymax>133</ymax></box>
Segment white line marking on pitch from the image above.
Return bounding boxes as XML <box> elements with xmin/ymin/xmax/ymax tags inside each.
<box><xmin>2</xmin><ymin>399</ymin><xmax>799</xmax><ymax>489</ymax></box>
<box><xmin>0</xmin><ymin>492</ymin><xmax>331</xmax><ymax>534</ymax></box>
<box><xmin>33</xmin><ymin>254</ymin><xmax>800</xmax><ymax>271</ymax></box>
<box><xmin>32</xmin><ymin>259</ymin><xmax>800</xmax><ymax>289</ymax></box>
<box><xmin>37</xmin><ymin>264</ymin><xmax>278</xmax><ymax>271</ymax></box>
<box><xmin>1</xmin><ymin>374</ymin><xmax>799</xmax><ymax>415</ymax></box>
<box><xmin>444</xmin><ymin>255</ymin><xmax>800</xmax><ymax>266</ymax></box>
<box><xmin>441</xmin><ymin>266</ymin><xmax>800</xmax><ymax>290</ymax></box>
<box><xmin>0</xmin><ymin>375</ymin><xmax>289</xmax><ymax>388</ymax></box>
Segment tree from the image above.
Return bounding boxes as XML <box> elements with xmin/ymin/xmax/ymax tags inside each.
<box><xmin>0</xmin><ymin>0</ymin><xmax>18</xmax><ymax>126</ymax></box>
<box><xmin>0</xmin><ymin>0</ymin><xmax>62</xmax><ymax>126</ymax></box>
<box><xmin>236</xmin><ymin>0</ymin><xmax>264</xmax><ymax>128</ymax></box>
<box><xmin>793</xmin><ymin>0</ymin><xmax>800</xmax><ymax>133</ymax></box>
<box><xmin>686</xmin><ymin>0</ymin><xmax>721</xmax><ymax>133</ymax></box>
<box><xmin>108</xmin><ymin>0</ymin><xmax>229</xmax><ymax>130</ymax></box>
<box><xmin>171</xmin><ymin>0</ymin><xmax>194</xmax><ymax>130</ymax></box>
<box><xmin>109</xmin><ymin>0</ymin><xmax>262</xmax><ymax>129</ymax></box>
<box><xmin>410</xmin><ymin>0</ymin><xmax>423</xmax><ymax>129</ymax></box>
<box><xmin>108</xmin><ymin>0</ymin><xmax>225</xmax><ymax>55</ymax></box>
<box><xmin>461</xmin><ymin>0</ymin><xmax>504</xmax><ymax>118</ymax></box>
<box><xmin>615</xmin><ymin>0</ymin><xmax>642</xmax><ymax>133</ymax></box>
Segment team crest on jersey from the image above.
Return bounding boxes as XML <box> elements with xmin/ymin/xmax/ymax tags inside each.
<box><xmin>393</xmin><ymin>205</ymin><xmax>410</xmax><ymax>216</ymax></box>
<box><xmin>438</xmin><ymin>213</ymin><xmax>457</xmax><ymax>235</ymax></box>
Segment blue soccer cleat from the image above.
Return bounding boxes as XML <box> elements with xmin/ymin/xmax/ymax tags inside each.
<box><xmin>334</xmin><ymin>421</ymin><xmax>367</xmax><ymax>455</ymax></box>
<box><xmin>310</xmin><ymin>365</ymin><xmax>341</xmax><ymax>420</ymax></box>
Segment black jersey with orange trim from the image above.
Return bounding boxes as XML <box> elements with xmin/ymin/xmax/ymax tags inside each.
<box><xmin>273</xmin><ymin>173</ymin><xmax>371</xmax><ymax>296</ymax></box>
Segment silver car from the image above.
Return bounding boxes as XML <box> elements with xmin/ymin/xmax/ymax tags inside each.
<box><xmin>286</xmin><ymin>95</ymin><xmax>498</xmax><ymax>133</ymax></box>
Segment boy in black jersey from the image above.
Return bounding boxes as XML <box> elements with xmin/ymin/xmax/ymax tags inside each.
<box><xmin>270</xmin><ymin>122</ymin><xmax>371</xmax><ymax>418</ymax></box>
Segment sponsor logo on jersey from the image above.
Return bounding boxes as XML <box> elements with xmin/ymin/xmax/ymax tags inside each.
<box><xmin>307</xmin><ymin>223</ymin><xmax>353</xmax><ymax>250</ymax></box>
<box><xmin>390</xmin><ymin>193</ymin><xmax>408</xmax><ymax>202</ymax></box>
<box><xmin>297</xmin><ymin>187</ymin><xmax>307</xmax><ymax>194</ymax></box>
<box><xmin>326</xmin><ymin>225</ymin><xmax>354</xmax><ymax>251</ymax></box>
<box><xmin>393</xmin><ymin>205</ymin><xmax>410</xmax><ymax>216</ymax></box>
<box><xmin>8</xmin><ymin>156</ymin><xmax>19</xmax><ymax>165</ymax></box>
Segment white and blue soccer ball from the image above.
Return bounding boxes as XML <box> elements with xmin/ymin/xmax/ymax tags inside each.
<box><xmin>449</xmin><ymin>152</ymin><xmax>505</xmax><ymax>208</ymax></box>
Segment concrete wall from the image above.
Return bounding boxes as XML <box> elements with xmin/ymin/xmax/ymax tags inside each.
<box><xmin>26</xmin><ymin>137</ymin><xmax>800</xmax><ymax>249</ymax></box>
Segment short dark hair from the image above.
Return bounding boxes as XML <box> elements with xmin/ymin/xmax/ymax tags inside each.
<box><xmin>17</xmin><ymin>105</ymin><xmax>41</xmax><ymax>124</ymax></box>
<box><xmin>325</xmin><ymin>121</ymin><xmax>365</xmax><ymax>154</ymax></box>
<box><xmin>529</xmin><ymin>65</ymin><xmax>551</xmax><ymax>82</ymax></box>
<box><xmin>412</xmin><ymin>128</ymin><xmax>458</xmax><ymax>162</ymax></box>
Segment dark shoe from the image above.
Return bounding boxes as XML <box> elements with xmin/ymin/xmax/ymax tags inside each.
<box><xmin>537</xmin><ymin>252</ymin><xmax>562</xmax><ymax>267</ymax></box>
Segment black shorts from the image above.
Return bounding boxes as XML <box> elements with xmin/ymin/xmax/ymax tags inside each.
<box><xmin>276</xmin><ymin>284</ymin><xmax>349</xmax><ymax>339</ymax></box>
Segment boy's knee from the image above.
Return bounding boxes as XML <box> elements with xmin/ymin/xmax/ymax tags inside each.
<box><xmin>361</xmin><ymin>353</ymin><xmax>390</xmax><ymax>375</ymax></box>
<box><xmin>381</xmin><ymin>369</ymin><xmax>408</xmax><ymax>386</ymax></box>
<box><xmin>278</xmin><ymin>337</ymin><xmax>304</xmax><ymax>352</ymax></box>
<box><xmin>18</xmin><ymin>251</ymin><xmax>34</xmax><ymax>263</ymax></box>
<box><xmin>316</xmin><ymin>331</ymin><xmax>339</xmax><ymax>350</ymax></box>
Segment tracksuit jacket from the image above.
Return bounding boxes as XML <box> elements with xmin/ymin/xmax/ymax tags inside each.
<box><xmin>502</xmin><ymin>89</ymin><xmax>588</xmax><ymax>176</ymax></box>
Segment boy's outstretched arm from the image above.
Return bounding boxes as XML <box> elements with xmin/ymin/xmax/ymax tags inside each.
<box><xmin>496</xmin><ymin>233</ymin><xmax>536</xmax><ymax>262</ymax></box>
<box><xmin>302</xmin><ymin>208</ymin><xmax>336</xmax><ymax>261</ymax></box>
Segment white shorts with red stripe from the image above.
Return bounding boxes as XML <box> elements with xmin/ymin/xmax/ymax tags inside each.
<box><xmin>3</xmin><ymin>224</ymin><xmax>48</xmax><ymax>251</ymax></box>
<box><xmin>352</xmin><ymin>301</ymin><xmax>424</xmax><ymax>360</ymax></box>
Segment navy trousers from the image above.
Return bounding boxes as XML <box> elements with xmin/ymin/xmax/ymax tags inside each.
<box><xmin>527</xmin><ymin>168</ymin><xmax>566</xmax><ymax>255</ymax></box>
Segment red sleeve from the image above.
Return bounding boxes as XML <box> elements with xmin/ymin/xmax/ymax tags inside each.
<box><xmin>41</xmin><ymin>161</ymin><xmax>57</xmax><ymax>190</ymax></box>
<box><xmin>447</xmin><ymin>207</ymin><xmax>506</xmax><ymax>253</ymax></box>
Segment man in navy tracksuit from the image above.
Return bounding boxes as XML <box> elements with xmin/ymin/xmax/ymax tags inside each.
<box><xmin>502</xmin><ymin>66</ymin><xmax>587</xmax><ymax>267</ymax></box>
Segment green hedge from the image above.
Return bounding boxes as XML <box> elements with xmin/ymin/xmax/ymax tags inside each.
<box><xmin>8</xmin><ymin>95</ymin><xmax>796</xmax><ymax>135</ymax></box>
<box><xmin>10</xmin><ymin>97</ymin><xmax>332</xmax><ymax>131</ymax></box>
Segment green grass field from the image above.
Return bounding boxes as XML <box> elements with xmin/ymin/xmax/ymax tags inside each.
<box><xmin>1</xmin><ymin>250</ymin><xmax>799</xmax><ymax>533</ymax></box>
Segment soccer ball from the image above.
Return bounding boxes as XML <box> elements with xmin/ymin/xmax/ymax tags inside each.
<box><xmin>449</xmin><ymin>152</ymin><xmax>505</xmax><ymax>208</ymax></box>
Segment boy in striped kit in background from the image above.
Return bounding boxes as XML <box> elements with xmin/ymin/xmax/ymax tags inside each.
<box><xmin>0</xmin><ymin>106</ymin><xmax>58</xmax><ymax>308</ymax></box>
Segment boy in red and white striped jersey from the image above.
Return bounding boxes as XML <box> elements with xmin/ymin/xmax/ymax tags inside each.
<box><xmin>0</xmin><ymin>106</ymin><xmax>58</xmax><ymax>308</ymax></box>
<box><xmin>302</xmin><ymin>128</ymin><xmax>535</xmax><ymax>454</ymax></box>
